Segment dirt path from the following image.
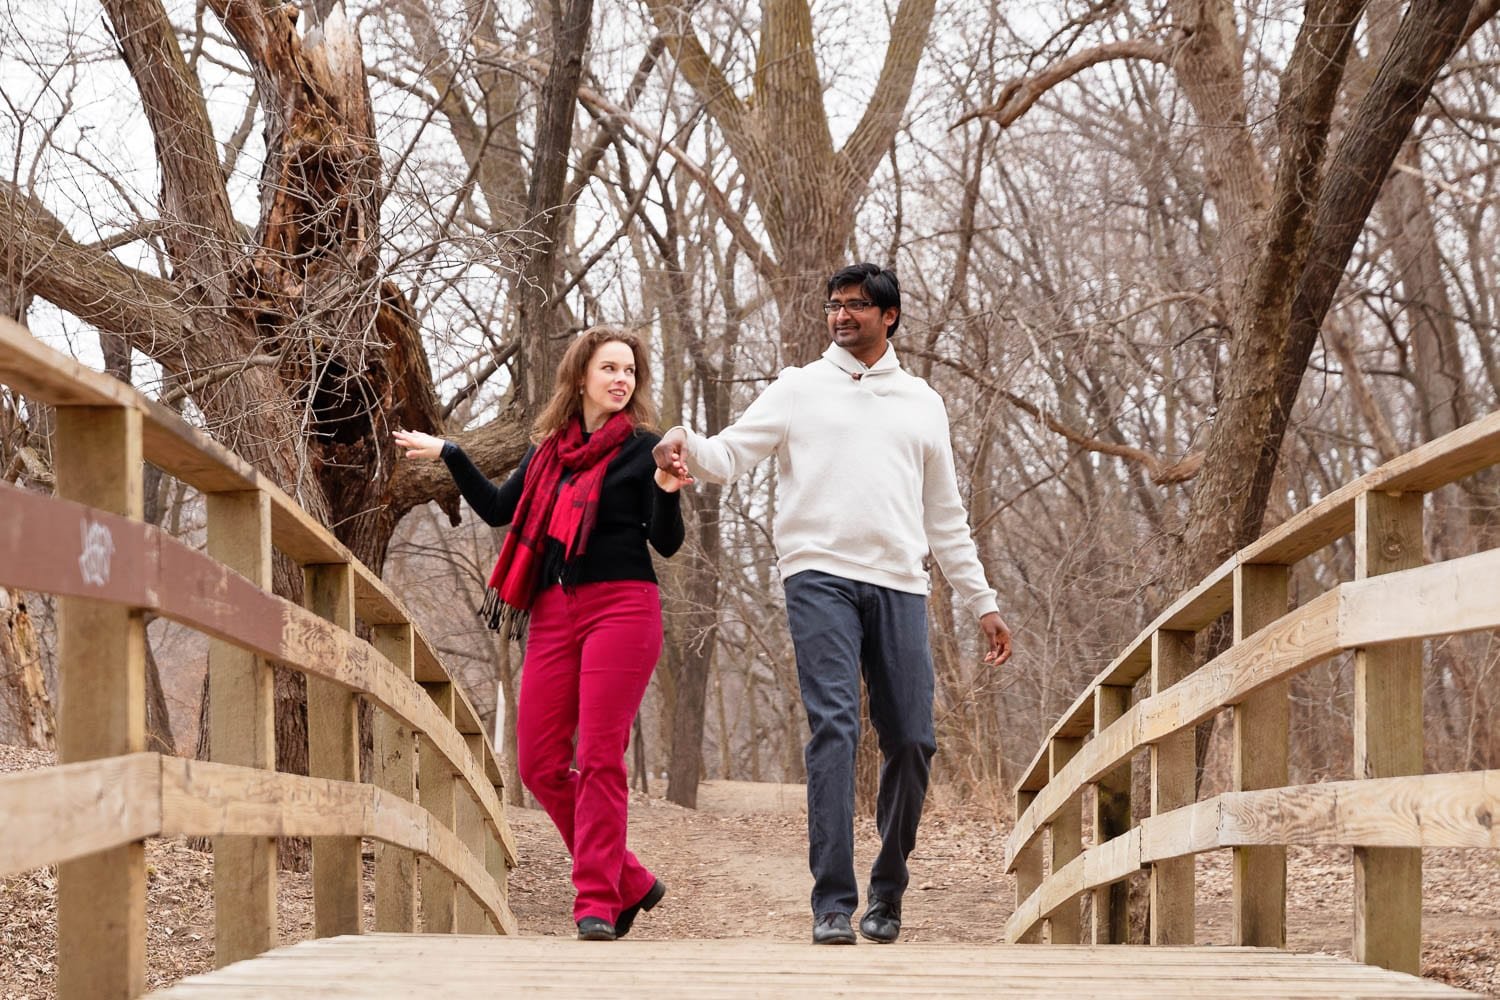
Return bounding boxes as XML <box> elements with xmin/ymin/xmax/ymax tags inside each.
<box><xmin>507</xmin><ymin>781</ymin><xmax>1010</xmax><ymax>945</ymax></box>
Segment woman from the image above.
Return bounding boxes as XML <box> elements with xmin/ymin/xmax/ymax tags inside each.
<box><xmin>394</xmin><ymin>327</ymin><xmax>688</xmax><ymax>941</ymax></box>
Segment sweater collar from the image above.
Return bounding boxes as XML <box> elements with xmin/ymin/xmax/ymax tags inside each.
<box><xmin>822</xmin><ymin>342</ymin><xmax>900</xmax><ymax>378</ymax></box>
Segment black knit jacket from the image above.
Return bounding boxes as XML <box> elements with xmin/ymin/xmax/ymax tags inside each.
<box><xmin>441</xmin><ymin>431</ymin><xmax>685</xmax><ymax>588</ymax></box>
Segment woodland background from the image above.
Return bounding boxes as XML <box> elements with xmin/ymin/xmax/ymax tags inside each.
<box><xmin>2</xmin><ymin>0</ymin><xmax>1499</xmax><ymax>821</ymax></box>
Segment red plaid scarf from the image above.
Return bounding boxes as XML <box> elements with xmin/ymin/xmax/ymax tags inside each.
<box><xmin>480</xmin><ymin>411</ymin><xmax>634</xmax><ymax>636</ymax></box>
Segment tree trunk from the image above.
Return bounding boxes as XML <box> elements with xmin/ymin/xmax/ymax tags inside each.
<box><xmin>645</xmin><ymin>0</ymin><xmax>937</xmax><ymax>364</ymax></box>
<box><xmin>514</xmin><ymin>0</ymin><xmax>596</xmax><ymax>413</ymax></box>
<box><xmin>0</xmin><ymin>587</ymin><xmax>51</xmax><ymax>749</ymax></box>
<box><xmin>665</xmin><ymin>483</ymin><xmax>722</xmax><ymax>808</ymax></box>
<box><xmin>1177</xmin><ymin>0</ymin><xmax>1475</xmax><ymax>588</ymax></box>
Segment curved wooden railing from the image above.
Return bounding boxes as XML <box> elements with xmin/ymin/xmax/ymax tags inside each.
<box><xmin>0</xmin><ymin>318</ymin><xmax>518</xmax><ymax>999</ymax></box>
<box><xmin>1006</xmin><ymin>407</ymin><xmax>1500</xmax><ymax>974</ymax></box>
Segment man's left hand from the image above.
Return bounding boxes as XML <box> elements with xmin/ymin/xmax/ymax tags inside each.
<box><xmin>980</xmin><ymin>612</ymin><xmax>1012</xmax><ymax>666</ymax></box>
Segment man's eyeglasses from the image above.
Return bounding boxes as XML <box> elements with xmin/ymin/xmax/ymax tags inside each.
<box><xmin>822</xmin><ymin>299</ymin><xmax>877</xmax><ymax>315</ymax></box>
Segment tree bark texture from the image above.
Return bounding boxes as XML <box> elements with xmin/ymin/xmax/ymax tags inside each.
<box><xmin>514</xmin><ymin>0</ymin><xmax>597</xmax><ymax>415</ymax></box>
<box><xmin>1176</xmin><ymin>0</ymin><xmax>1368</xmax><ymax>588</ymax></box>
<box><xmin>644</xmin><ymin>0</ymin><xmax>936</xmax><ymax>364</ymax></box>
<box><xmin>0</xmin><ymin>587</ymin><xmax>51</xmax><ymax>749</ymax></box>
<box><xmin>0</xmin><ymin>0</ymin><xmax>450</xmax><ymax>831</ymax></box>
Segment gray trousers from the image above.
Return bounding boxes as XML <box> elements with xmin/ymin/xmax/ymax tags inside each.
<box><xmin>783</xmin><ymin>569</ymin><xmax>936</xmax><ymax>917</ymax></box>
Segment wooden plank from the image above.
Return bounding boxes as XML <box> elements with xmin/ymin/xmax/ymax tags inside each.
<box><xmin>1340</xmin><ymin>545</ymin><xmax>1500</xmax><ymax>647</ymax></box>
<box><xmin>1353</xmin><ymin>490</ymin><xmax>1424</xmax><ymax>976</ymax></box>
<box><xmin>1024</xmin><ymin>828</ymin><xmax>1143</xmax><ymax>946</ymax></box>
<box><xmin>0</xmin><ymin>318</ymin><xmax>140</xmax><ymax>407</ymax></box>
<box><xmin>156</xmin><ymin>757</ymin><xmax>515</xmax><ymax>934</ymax></box>
<box><xmin>141</xmin><ymin>941</ymin><xmax>1476</xmax><ymax>1000</ymax></box>
<box><xmin>1015</xmin><ymin>774</ymin><xmax>1500</xmax><ymax>944</ymax></box>
<box><xmin>1374</xmin><ymin>408</ymin><xmax>1500</xmax><ymax>493</ymax></box>
<box><xmin>146</xmin><ymin>935</ymin><xmax>1476</xmax><ymax>999</ymax></box>
<box><xmin>1012</xmin><ymin>789</ymin><xmax>1043</xmax><ymax>943</ymax></box>
<box><xmin>206</xmin><ymin>490</ymin><xmax>278</xmax><ymax>966</ymax></box>
<box><xmin>0</xmin><ymin>754</ymin><xmax>161</xmax><ymax>875</ymax></box>
<box><xmin>371</xmin><ymin>625</ymin><xmax>419</xmax><ymax>934</ymax></box>
<box><xmin>485</xmin><ymin>797</ymin><xmax>510</xmax><ymax>924</ymax></box>
<box><xmin>140</xmin><ymin>412</ymin><xmax>259</xmax><ymax>494</ymax></box>
<box><xmin>1149</xmin><ymin>628</ymin><xmax>1194</xmax><ymax>946</ymax></box>
<box><xmin>411</xmin><ymin>636</ymin><xmax>511</xmax><ymax>792</ymax></box>
<box><xmin>1242</xmin><ymin>479</ymin><xmax>1361</xmax><ymax>568</ymax></box>
<box><xmin>305</xmin><ymin>563</ymin><xmax>363</xmax><ymax>939</ymax></box>
<box><xmin>421</xmin><ymin>682</ymin><xmax>459</xmax><ymax>934</ymax></box>
<box><xmin>1090</xmin><ymin>685</ymin><xmax>1131</xmax><ymax>944</ymax></box>
<box><xmin>0</xmin><ymin>482</ymin><xmax>160</xmax><ymax>611</ymax></box>
<box><xmin>268</xmin><ymin>489</ymin><xmax>347</xmax><ymax>566</ymax></box>
<box><xmin>1044</xmin><ymin>737</ymin><xmax>1083</xmax><ymax>944</ymax></box>
<box><xmin>1231</xmin><ymin>563</ymin><xmax>1288</xmax><ymax>949</ymax></box>
<box><xmin>1197</xmin><ymin>772</ymin><xmax>1500</xmax><ymax>852</ymax></box>
<box><xmin>53</xmin><ymin>404</ymin><xmax>147</xmax><ymax>1000</ymax></box>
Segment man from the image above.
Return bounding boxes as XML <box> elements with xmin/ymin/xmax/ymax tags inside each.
<box><xmin>654</xmin><ymin>263</ymin><xmax>1011</xmax><ymax>945</ymax></box>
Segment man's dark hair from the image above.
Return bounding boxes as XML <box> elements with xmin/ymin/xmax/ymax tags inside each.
<box><xmin>827</xmin><ymin>263</ymin><xmax>901</xmax><ymax>336</ymax></box>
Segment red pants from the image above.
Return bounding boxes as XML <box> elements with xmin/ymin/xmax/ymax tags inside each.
<box><xmin>516</xmin><ymin>580</ymin><xmax>662</xmax><ymax>923</ymax></box>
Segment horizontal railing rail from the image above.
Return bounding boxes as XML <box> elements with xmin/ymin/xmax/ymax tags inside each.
<box><xmin>1006</xmin><ymin>408</ymin><xmax>1500</xmax><ymax>975</ymax></box>
<box><xmin>0</xmin><ymin>317</ymin><xmax>516</xmax><ymax>999</ymax></box>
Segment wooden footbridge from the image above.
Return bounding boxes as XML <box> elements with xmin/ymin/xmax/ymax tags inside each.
<box><xmin>0</xmin><ymin>314</ymin><xmax>1494</xmax><ymax>998</ymax></box>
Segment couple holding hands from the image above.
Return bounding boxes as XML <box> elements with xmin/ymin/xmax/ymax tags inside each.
<box><xmin>394</xmin><ymin>263</ymin><xmax>1012</xmax><ymax>945</ymax></box>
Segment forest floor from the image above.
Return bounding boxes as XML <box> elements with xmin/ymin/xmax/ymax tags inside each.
<box><xmin>2</xmin><ymin>745</ymin><xmax>1498</xmax><ymax>997</ymax></box>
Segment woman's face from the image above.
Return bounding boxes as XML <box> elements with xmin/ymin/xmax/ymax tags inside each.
<box><xmin>579</xmin><ymin>340</ymin><xmax>637</xmax><ymax>427</ymax></box>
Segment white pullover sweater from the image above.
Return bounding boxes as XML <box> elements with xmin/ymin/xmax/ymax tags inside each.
<box><xmin>677</xmin><ymin>343</ymin><xmax>1000</xmax><ymax>619</ymax></box>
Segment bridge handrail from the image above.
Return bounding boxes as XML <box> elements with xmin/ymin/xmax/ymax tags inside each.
<box><xmin>1005</xmin><ymin>409</ymin><xmax>1500</xmax><ymax>973</ymax></box>
<box><xmin>0</xmin><ymin>318</ymin><xmax>517</xmax><ymax>998</ymax></box>
<box><xmin>0</xmin><ymin>320</ymin><xmax>502</xmax><ymax>768</ymax></box>
<box><xmin>0</xmin><ymin>753</ymin><xmax>511</xmax><ymax>928</ymax></box>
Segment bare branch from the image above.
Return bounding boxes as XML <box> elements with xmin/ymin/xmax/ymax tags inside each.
<box><xmin>0</xmin><ymin>181</ymin><xmax>188</xmax><ymax>347</ymax></box>
<box><xmin>904</xmin><ymin>345</ymin><xmax>1202</xmax><ymax>485</ymax></box>
<box><xmin>157</xmin><ymin>354</ymin><xmax>281</xmax><ymax>407</ymax></box>
<box><xmin>953</xmin><ymin>38</ymin><xmax>1168</xmax><ymax>130</ymax></box>
<box><xmin>638</xmin><ymin>0</ymin><xmax>762</xmax><ymax>175</ymax></box>
<box><xmin>840</xmin><ymin>0</ymin><xmax>938</xmax><ymax>195</ymax></box>
<box><xmin>100</xmin><ymin>0</ymin><xmax>239</xmax><ymax>298</ymax></box>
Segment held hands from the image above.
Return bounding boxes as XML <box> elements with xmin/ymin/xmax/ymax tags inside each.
<box><xmin>651</xmin><ymin>427</ymin><xmax>694</xmax><ymax>492</ymax></box>
<box><xmin>393</xmin><ymin>429</ymin><xmax>447</xmax><ymax>460</ymax></box>
<box><xmin>980</xmin><ymin>612</ymin><xmax>1013</xmax><ymax>666</ymax></box>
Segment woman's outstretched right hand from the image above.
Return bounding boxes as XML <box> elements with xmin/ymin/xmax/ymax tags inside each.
<box><xmin>393</xmin><ymin>429</ymin><xmax>447</xmax><ymax>460</ymax></box>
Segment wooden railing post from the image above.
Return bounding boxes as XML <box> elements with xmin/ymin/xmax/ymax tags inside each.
<box><xmin>420</xmin><ymin>682</ymin><xmax>458</xmax><ymax>933</ymax></box>
<box><xmin>1044</xmin><ymin>737</ymin><xmax>1083</xmax><ymax>943</ymax></box>
<box><xmin>304</xmin><ymin>562</ymin><xmax>362</xmax><ymax>937</ymax></box>
<box><xmin>486</xmin><ymin>785</ymin><xmax>510</xmax><ymax>928</ymax></box>
<box><xmin>459</xmin><ymin>734</ymin><xmax>491</xmax><ymax>933</ymax></box>
<box><xmin>206</xmin><ymin>490</ymin><xmax>277</xmax><ymax>964</ymax></box>
<box><xmin>1091</xmin><ymin>685</ymin><xmax>1131</xmax><ymax>944</ymax></box>
<box><xmin>1231</xmin><ymin>562</ymin><xmax>1289</xmax><ymax>948</ymax></box>
<box><xmin>1013</xmin><ymin>789</ymin><xmax>1043</xmax><ymax>944</ymax></box>
<box><xmin>372</xmin><ymin>624</ymin><xmax>418</xmax><ymax>933</ymax></box>
<box><xmin>1149</xmin><ymin>628</ymin><xmax>1195</xmax><ymax>945</ymax></box>
<box><xmin>1353</xmin><ymin>490</ymin><xmax>1424</xmax><ymax>974</ymax></box>
<box><xmin>54</xmin><ymin>406</ymin><xmax>146</xmax><ymax>1000</ymax></box>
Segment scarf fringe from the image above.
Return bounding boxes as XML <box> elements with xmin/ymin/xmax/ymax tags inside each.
<box><xmin>479</xmin><ymin>586</ymin><xmax>530</xmax><ymax>641</ymax></box>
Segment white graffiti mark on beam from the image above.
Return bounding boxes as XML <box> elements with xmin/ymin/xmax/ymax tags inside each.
<box><xmin>78</xmin><ymin>519</ymin><xmax>115</xmax><ymax>586</ymax></box>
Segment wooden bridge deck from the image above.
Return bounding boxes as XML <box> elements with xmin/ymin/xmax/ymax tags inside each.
<box><xmin>149</xmin><ymin>936</ymin><xmax>1473</xmax><ymax>998</ymax></box>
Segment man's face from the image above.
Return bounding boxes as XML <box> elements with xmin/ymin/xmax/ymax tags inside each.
<box><xmin>826</xmin><ymin>283</ymin><xmax>897</xmax><ymax>362</ymax></box>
